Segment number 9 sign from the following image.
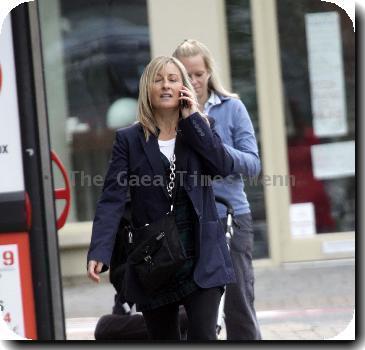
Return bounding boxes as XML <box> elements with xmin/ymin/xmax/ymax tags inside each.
<box><xmin>3</xmin><ymin>250</ymin><xmax>14</xmax><ymax>266</ymax></box>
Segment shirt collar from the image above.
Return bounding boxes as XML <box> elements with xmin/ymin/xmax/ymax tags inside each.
<box><xmin>204</xmin><ymin>90</ymin><xmax>221</xmax><ymax>113</ymax></box>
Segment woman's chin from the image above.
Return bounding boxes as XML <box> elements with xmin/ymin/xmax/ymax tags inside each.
<box><xmin>154</xmin><ymin>104</ymin><xmax>180</xmax><ymax>112</ymax></box>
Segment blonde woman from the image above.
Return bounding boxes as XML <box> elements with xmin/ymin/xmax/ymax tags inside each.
<box><xmin>87</xmin><ymin>56</ymin><xmax>236</xmax><ymax>340</ymax></box>
<box><xmin>173</xmin><ymin>40</ymin><xmax>262</xmax><ymax>340</ymax></box>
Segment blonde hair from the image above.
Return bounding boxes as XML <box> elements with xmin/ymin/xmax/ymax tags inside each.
<box><xmin>173</xmin><ymin>39</ymin><xmax>239</xmax><ymax>99</ymax></box>
<box><xmin>137</xmin><ymin>56</ymin><xmax>197</xmax><ymax>140</ymax></box>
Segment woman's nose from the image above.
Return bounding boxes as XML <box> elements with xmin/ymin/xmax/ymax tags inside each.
<box><xmin>191</xmin><ymin>77</ymin><xmax>199</xmax><ymax>86</ymax></box>
<box><xmin>162</xmin><ymin>79</ymin><xmax>170</xmax><ymax>88</ymax></box>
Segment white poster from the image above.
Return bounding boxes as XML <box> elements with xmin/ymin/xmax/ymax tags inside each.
<box><xmin>289</xmin><ymin>203</ymin><xmax>316</xmax><ymax>237</ymax></box>
<box><xmin>311</xmin><ymin>141</ymin><xmax>355</xmax><ymax>180</ymax></box>
<box><xmin>322</xmin><ymin>240</ymin><xmax>355</xmax><ymax>254</ymax></box>
<box><xmin>305</xmin><ymin>12</ymin><xmax>347</xmax><ymax>137</ymax></box>
<box><xmin>0</xmin><ymin>244</ymin><xmax>25</xmax><ymax>337</ymax></box>
<box><xmin>0</xmin><ymin>15</ymin><xmax>24</xmax><ymax>193</ymax></box>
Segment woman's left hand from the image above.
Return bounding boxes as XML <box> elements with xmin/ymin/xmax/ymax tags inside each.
<box><xmin>179</xmin><ymin>86</ymin><xmax>199</xmax><ymax>119</ymax></box>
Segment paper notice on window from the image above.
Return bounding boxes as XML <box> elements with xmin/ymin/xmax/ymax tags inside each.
<box><xmin>311</xmin><ymin>141</ymin><xmax>355</xmax><ymax>180</ymax></box>
<box><xmin>305</xmin><ymin>12</ymin><xmax>347</xmax><ymax>137</ymax></box>
<box><xmin>290</xmin><ymin>203</ymin><xmax>316</xmax><ymax>237</ymax></box>
<box><xmin>321</xmin><ymin>240</ymin><xmax>355</xmax><ymax>254</ymax></box>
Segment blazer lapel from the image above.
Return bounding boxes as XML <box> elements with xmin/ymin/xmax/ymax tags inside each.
<box><xmin>138</xmin><ymin>128</ymin><xmax>170</xmax><ymax>200</ymax></box>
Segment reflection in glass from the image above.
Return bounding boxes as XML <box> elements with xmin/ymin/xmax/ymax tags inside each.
<box><xmin>42</xmin><ymin>0</ymin><xmax>151</xmax><ymax>222</ymax></box>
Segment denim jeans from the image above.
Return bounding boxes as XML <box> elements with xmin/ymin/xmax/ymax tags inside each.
<box><xmin>220</xmin><ymin>213</ymin><xmax>262</xmax><ymax>340</ymax></box>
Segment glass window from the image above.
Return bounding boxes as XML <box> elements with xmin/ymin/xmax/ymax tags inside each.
<box><xmin>277</xmin><ymin>0</ymin><xmax>355</xmax><ymax>234</ymax></box>
<box><xmin>39</xmin><ymin>0</ymin><xmax>151</xmax><ymax>222</ymax></box>
<box><xmin>226</xmin><ymin>0</ymin><xmax>268</xmax><ymax>258</ymax></box>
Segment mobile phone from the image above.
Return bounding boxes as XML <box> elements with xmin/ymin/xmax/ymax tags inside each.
<box><xmin>180</xmin><ymin>92</ymin><xmax>189</xmax><ymax>109</ymax></box>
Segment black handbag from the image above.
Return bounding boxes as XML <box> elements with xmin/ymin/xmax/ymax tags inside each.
<box><xmin>126</xmin><ymin>153</ymin><xmax>186</xmax><ymax>295</ymax></box>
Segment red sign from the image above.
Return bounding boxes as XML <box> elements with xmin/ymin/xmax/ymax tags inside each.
<box><xmin>0</xmin><ymin>233</ymin><xmax>37</xmax><ymax>339</ymax></box>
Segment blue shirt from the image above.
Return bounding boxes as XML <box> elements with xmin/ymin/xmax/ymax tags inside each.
<box><xmin>204</xmin><ymin>92</ymin><xmax>261</xmax><ymax>218</ymax></box>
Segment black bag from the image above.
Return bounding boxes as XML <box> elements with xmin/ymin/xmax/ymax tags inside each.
<box><xmin>127</xmin><ymin>212</ymin><xmax>186</xmax><ymax>294</ymax></box>
<box><xmin>126</xmin><ymin>153</ymin><xmax>186</xmax><ymax>295</ymax></box>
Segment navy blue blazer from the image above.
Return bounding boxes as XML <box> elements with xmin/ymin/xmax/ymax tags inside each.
<box><xmin>87</xmin><ymin>112</ymin><xmax>236</xmax><ymax>302</ymax></box>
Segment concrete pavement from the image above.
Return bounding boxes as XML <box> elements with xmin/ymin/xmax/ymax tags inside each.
<box><xmin>63</xmin><ymin>259</ymin><xmax>355</xmax><ymax>340</ymax></box>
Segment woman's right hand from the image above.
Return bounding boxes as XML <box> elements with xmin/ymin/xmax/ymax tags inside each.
<box><xmin>87</xmin><ymin>260</ymin><xmax>104</xmax><ymax>283</ymax></box>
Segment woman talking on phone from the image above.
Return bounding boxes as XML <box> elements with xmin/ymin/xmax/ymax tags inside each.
<box><xmin>173</xmin><ymin>40</ymin><xmax>262</xmax><ymax>340</ymax></box>
<box><xmin>86</xmin><ymin>56</ymin><xmax>236</xmax><ymax>340</ymax></box>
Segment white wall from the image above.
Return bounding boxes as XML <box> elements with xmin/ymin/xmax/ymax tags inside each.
<box><xmin>147</xmin><ymin>0</ymin><xmax>232</xmax><ymax>91</ymax></box>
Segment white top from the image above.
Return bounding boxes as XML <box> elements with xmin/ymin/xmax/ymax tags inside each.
<box><xmin>158</xmin><ymin>138</ymin><xmax>176</xmax><ymax>161</ymax></box>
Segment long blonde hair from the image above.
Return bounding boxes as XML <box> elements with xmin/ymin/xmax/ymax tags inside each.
<box><xmin>173</xmin><ymin>39</ymin><xmax>239</xmax><ymax>99</ymax></box>
<box><xmin>137</xmin><ymin>56</ymin><xmax>196</xmax><ymax>140</ymax></box>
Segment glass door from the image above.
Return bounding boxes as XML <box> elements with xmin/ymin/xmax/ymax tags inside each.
<box><xmin>226</xmin><ymin>0</ymin><xmax>269</xmax><ymax>259</ymax></box>
<box><xmin>276</xmin><ymin>0</ymin><xmax>355</xmax><ymax>260</ymax></box>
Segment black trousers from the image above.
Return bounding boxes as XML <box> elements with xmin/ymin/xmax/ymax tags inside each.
<box><xmin>221</xmin><ymin>213</ymin><xmax>262</xmax><ymax>340</ymax></box>
<box><xmin>142</xmin><ymin>287</ymin><xmax>222</xmax><ymax>341</ymax></box>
